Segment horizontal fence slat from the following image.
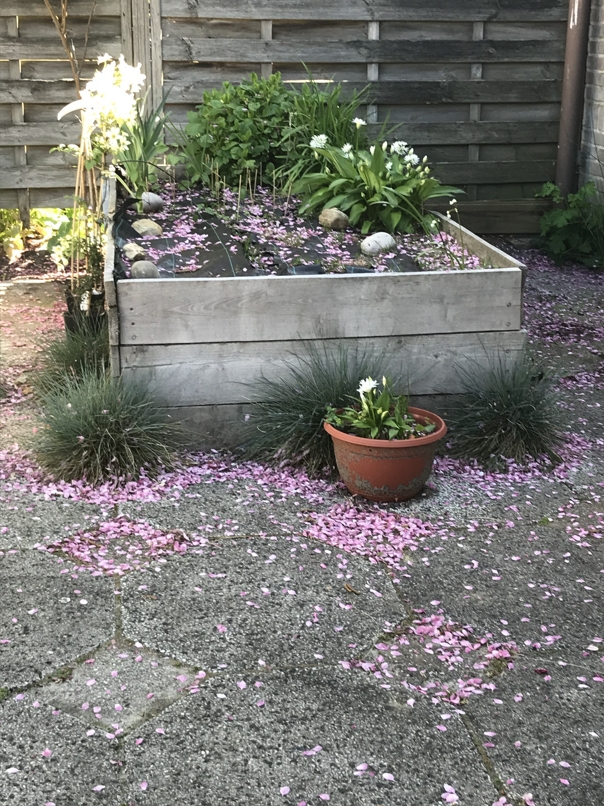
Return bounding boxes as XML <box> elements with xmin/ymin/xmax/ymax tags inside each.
<box><xmin>161</xmin><ymin>37</ymin><xmax>565</xmax><ymax>64</ymax></box>
<box><xmin>0</xmin><ymin>38</ymin><xmax>121</xmax><ymax>61</ymax></box>
<box><xmin>434</xmin><ymin>159</ymin><xmax>556</xmax><ymax>184</ymax></box>
<box><xmin>368</xmin><ymin>121</ymin><xmax>560</xmax><ymax>145</ymax></box>
<box><xmin>0</xmin><ymin>80</ymin><xmax>78</xmax><ymax>105</ymax></box>
<box><xmin>165</xmin><ymin>78</ymin><xmax>563</xmax><ymax>105</ymax></box>
<box><xmin>0</xmin><ymin>1</ymin><xmax>120</xmax><ymax>15</ymax></box>
<box><xmin>0</xmin><ymin>122</ymin><xmax>81</xmax><ymax>147</ymax></box>
<box><xmin>121</xmin><ymin>331</ymin><xmax>527</xmax><ymax>406</ymax></box>
<box><xmin>118</xmin><ymin>269</ymin><xmax>522</xmax><ymax>346</ymax></box>
<box><xmin>0</xmin><ymin>165</ymin><xmax>75</xmax><ymax>189</ymax></box>
<box><xmin>160</xmin><ymin>0</ymin><xmax>568</xmax><ymax>22</ymax></box>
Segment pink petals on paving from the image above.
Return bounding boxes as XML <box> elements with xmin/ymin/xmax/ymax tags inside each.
<box><xmin>441</xmin><ymin>784</ymin><xmax>459</xmax><ymax>804</ymax></box>
<box><xmin>41</xmin><ymin>748</ymin><xmax>52</xmax><ymax>758</ymax></box>
<box><xmin>216</xmin><ymin>624</ymin><xmax>227</xmax><ymax>634</ymax></box>
<box><xmin>280</xmin><ymin>786</ymin><xmax>291</xmax><ymax>796</ymax></box>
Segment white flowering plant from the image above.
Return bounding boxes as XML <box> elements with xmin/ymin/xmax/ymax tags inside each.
<box><xmin>292</xmin><ymin>138</ymin><xmax>461</xmax><ymax>235</ymax></box>
<box><xmin>324</xmin><ymin>376</ymin><xmax>436</xmax><ymax>440</ymax></box>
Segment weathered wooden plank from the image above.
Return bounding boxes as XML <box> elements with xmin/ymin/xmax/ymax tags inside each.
<box><xmin>161</xmin><ymin>36</ymin><xmax>565</xmax><ymax>64</ymax></box>
<box><xmin>432</xmin><ymin>160</ymin><xmax>556</xmax><ymax>185</ymax></box>
<box><xmin>373</xmin><ymin>121</ymin><xmax>560</xmax><ymax>145</ymax></box>
<box><xmin>0</xmin><ymin>165</ymin><xmax>75</xmax><ymax>189</ymax></box>
<box><xmin>0</xmin><ymin>122</ymin><xmax>81</xmax><ymax>146</ymax></box>
<box><xmin>0</xmin><ymin>79</ymin><xmax>79</xmax><ymax>104</ymax></box>
<box><xmin>0</xmin><ymin>38</ymin><xmax>121</xmax><ymax>61</ymax></box>
<box><xmin>103</xmin><ymin>176</ymin><xmax>120</xmax><ymax>377</ymax></box>
<box><xmin>164</xmin><ymin>78</ymin><xmax>563</xmax><ymax>105</ymax></box>
<box><xmin>159</xmin><ymin>0</ymin><xmax>568</xmax><ymax>22</ymax></box>
<box><xmin>118</xmin><ymin>268</ymin><xmax>522</xmax><ymax>346</ymax></box>
<box><xmin>429</xmin><ymin>199</ymin><xmax>552</xmax><ymax>234</ymax></box>
<box><xmin>1</xmin><ymin>1</ymin><xmax>120</xmax><ymax>15</ymax></box>
<box><xmin>120</xmin><ymin>330</ymin><xmax>527</xmax><ymax>407</ymax></box>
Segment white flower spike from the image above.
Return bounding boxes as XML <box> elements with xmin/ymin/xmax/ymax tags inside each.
<box><xmin>358</xmin><ymin>377</ymin><xmax>378</xmax><ymax>396</ymax></box>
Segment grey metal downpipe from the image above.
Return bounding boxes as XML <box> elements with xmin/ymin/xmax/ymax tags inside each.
<box><xmin>555</xmin><ymin>0</ymin><xmax>593</xmax><ymax>195</ymax></box>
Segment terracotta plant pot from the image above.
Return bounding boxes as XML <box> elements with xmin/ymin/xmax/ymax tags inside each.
<box><xmin>324</xmin><ymin>407</ymin><xmax>447</xmax><ymax>503</ymax></box>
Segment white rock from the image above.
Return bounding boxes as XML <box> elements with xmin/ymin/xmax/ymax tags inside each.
<box><xmin>130</xmin><ymin>260</ymin><xmax>159</xmax><ymax>279</ymax></box>
<box><xmin>318</xmin><ymin>207</ymin><xmax>349</xmax><ymax>230</ymax></box>
<box><xmin>360</xmin><ymin>232</ymin><xmax>396</xmax><ymax>256</ymax></box>
<box><xmin>142</xmin><ymin>192</ymin><xmax>165</xmax><ymax>213</ymax></box>
<box><xmin>132</xmin><ymin>218</ymin><xmax>163</xmax><ymax>237</ymax></box>
<box><xmin>122</xmin><ymin>242</ymin><xmax>147</xmax><ymax>261</ymax></box>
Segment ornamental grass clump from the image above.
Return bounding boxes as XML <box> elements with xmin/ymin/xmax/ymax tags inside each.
<box><xmin>448</xmin><ymin>352</ymin><xmax>564</xmax><ymax>465</ymax></box>
<box><xmin>245</xmin><ymin>345</ymin><xmax>392</xmax><ymax>475</ymax></box>
<box><xmin>325</xmin><ymin>376</ymin><xmax>436</xmax><ymax>440</ymax></box>
<box><xmin>35</xmin><ymin>370</ymin><xmax>177</xmax><ymax>484</ymax></box>
<box><xmin>34</xmin><ymin>316</ymin><xmax>109</xmax><ymax>394</ymax></box>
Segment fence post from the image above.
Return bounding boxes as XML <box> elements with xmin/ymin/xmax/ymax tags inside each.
<box><xmin>467</xmin><ymin>21</ymin><xmax>485</xmax><ymax>202</ymax></box>
<box><xmin>366</xmin><ymin>21</ymin><xmax>379</xmax><ymax>125</ymax></box>
<box><xmin>7</xmin><ymin>16</ymin><xmax>30</xmax><ymax>227</ymax></box>
<box><xmin>261</xmin><ymin>20</ymin><xmax>273</xmax><ymax>79</ymax></box>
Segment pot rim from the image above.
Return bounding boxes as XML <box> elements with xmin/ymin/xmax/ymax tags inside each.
<box><xmin>323</xmin><ymin>406</ymin><xmax>447</xmax><ymax>448</ymax></box>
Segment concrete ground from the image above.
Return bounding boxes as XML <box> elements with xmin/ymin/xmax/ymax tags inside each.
<box><xmin>0</xmin><ymin>251</ymin><xmax>603</xmax><ymax>806</ymax></box>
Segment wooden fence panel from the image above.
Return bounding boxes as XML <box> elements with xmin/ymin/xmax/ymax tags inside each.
<box><xmin>0</xmin><ymin>0</ymin><xmax>569</xmax><ymax>230</ymax></box>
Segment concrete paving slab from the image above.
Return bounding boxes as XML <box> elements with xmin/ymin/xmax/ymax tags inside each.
<box><xmin>123</xmin><ymin>666</ymin><xmax>497</xmax><ymax>806</ymax></box>
<box><xmin>464</xmin><ymin>658</ymin><xmax>604</xmax><ymax>805</ymax></box>
<box><xmin>0</xmin><ymin>491</ymin><xmax>105</xmax><ymax>550</ymax></box>
<box><xmin>121</xmin><ymin>537</ymin><xmax>406</xmax><ymax>673</ymax></box>
<box><xmin>0</xmin><ymin>698</ymin><xmax>120</xmax><ymax>806</ymax></box>
<box><xmin>0</xmin><ymin>551</ymin><xmax>114</xmax><ymax>688</ymax></box>
<box><xmin>38</xmin><ymin>642</ymin><xmax>197</xmax><ymax>733</ymax></box>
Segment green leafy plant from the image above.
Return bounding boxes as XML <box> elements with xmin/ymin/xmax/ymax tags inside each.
<box><xmin>34</xmin><ymin>317</ymin><xmax>109</xmax><ymax>395</ymax></box>
<box><xmin>173</xmin><ymin>72</ymin><xmax>294</xmax><ymax>188</ymax></box>
<box><xmin>245</xmin><ymin>344</ymin><xmax>392</xmax><ymax>475</ymax></box>
<box><xmin>292</xmin><ymin>139</ymin><xmax>460</xmax><ymax>234</ymax></box>
<box><xmin>448</xmin><ymin>351</ymin><xmax>564</xmax><ymax>465</ymax></box>
<box><xmin>118</xmin><ymin>93</ymin><xmax>170</xmax><ymax>196</ymax></box>
<box><xmin>276</xmin><ymin>79</ymin><xmax>370</xmax><ymax>187</ymax></box>
<box><xmin>325</xmin><ymin>376</ymin><xmax>436</xmax><ymax>439</ymax></box>
<box><xmin>537</xmin><ymin>181</ymin><xmax>604</xmax><ymax>268</ymax></box>
<box><xmin>35</xmin><ymin>370</ymin><xmax>178</xmax><ymax>484</ymax></box>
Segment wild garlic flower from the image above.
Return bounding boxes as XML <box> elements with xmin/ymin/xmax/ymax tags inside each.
<box><xmin>342</xmin><ymin>143</ymin><xmax>353</xmax><ymax>154</ymax></box>
<box><xmin>382</xmin><ymin>141</ymin><xmax>388</xmax><ymax>150</ymax></box>
<box><xmin>353</xmin><ymin>117</ymin><xmax>367</xmax><ymax>128</ymax></box>
<box><xmin>309</xmin><ymin>134</ymin><xmax>329</xmax><ymax>149</ymax></box>
<box><xmin>358</xmin><ymin>377</ymin><xmax>378</xmax><ymax>396</ymax></box>
<box><xmin>390</xmin><ymin>140</ymin><xmax>408</xmax><ymax>155</ymax></box>
<box><xmin>369</xmin><ymin>145</ymin><xmax>376</xmax><ymax>155</ymax></box>
<box><xmin>386</xmin><ymin>160</ymin><xmax>393</xmax><ymax>170</ymax></box>
<box><xmin>404</xmin><ymin>152</ymin><xmax>420</xmax><ymax>166</ymax></box>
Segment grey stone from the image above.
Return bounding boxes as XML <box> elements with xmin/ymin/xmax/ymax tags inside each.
<box><xmin>360</xmin><ymin>231</ymin><xmax>396</xmax><ymax>256</ymax></box>
<box><xmin>0</xmin><ymin>699</ymin><xmax>120</xmax><ymax>805</ymax></box>
<box><xmin>318</xmin><ymin>207</ymin><xmax>350</xmax><ymax>230</ymax></box>
<box><xmin>0</xmin><ymin>551</ymin><xmax>114</xmax><ymax>688</ymax></box>
<box><xmin>122</xmin><ymin>241</ymin><xmax>147</xmax><ymax>261</ymax></box>
<box><xmin>142</xmin><ymin>192</ymin><xmax>165</xmax><ymax>214</ymax></box>
<box><xmin>130</xmin><ymin>260</ymin><xmax>159</xmax><ymax>279</ymax></box>
<box><xmin>122</xmin><ymin>667</ymin><xmax>496</xmax><ymax>806</ymax></box>
<box><xmin>132</xmin><ymin>218</ymin><xmax>163</xmax><ymax>237</ymax></box>
<box><xmin>121</xmin><ymin>536</ymin><xmax>405</xmax><ymax>672</ymax></box>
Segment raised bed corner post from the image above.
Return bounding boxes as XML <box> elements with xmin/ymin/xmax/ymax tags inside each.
<box><xmin>556</xmin><ymin>0</ymin><xmax>592</xmax><ymax>196</ymax></box>
<box><xmin>102</xmin><ymin>174</ymin><xmax>121</xmax><ymax>379</ymax></box>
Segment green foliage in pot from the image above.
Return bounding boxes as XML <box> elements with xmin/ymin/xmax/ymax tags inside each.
<box><xmin>245</xmin><ymin>344</ymin><xmax>393</xmax><ymax>475</ymax></box>
<box><xmin>325</xmin><ymin>376</ymin><xmax>436</xmax><ymax>439</ymax></box>
<box><xmin>537</xmin><ymin>181</ymin><xmax>604</xmax><ymax>268</ymax></box>
<box><xmin>292</xmin><ymin>138</ymin><xmax>460</xmax><ymax>234</ymax></box>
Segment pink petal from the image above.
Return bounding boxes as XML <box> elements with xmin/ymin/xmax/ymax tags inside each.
<box><xmin>92</xmin><ymin>785</ymin><xmax>105</xmax><ymax>792</ymax></box>
<box><xmin>319</xmin><ymin>795</ymin><xmax>330</xmax><ymax>801</ymax></box>
<box><xmin>41</xmin><ymin>748</ymin><xmax>52</xmax><ymax>758</ymax></box>
<box><xmin>140</xmin><ymin>782</ymin><xmax>148</xmax><ymax>791</ymax></box>
<box><xmin>114</xmin><ymin>704</ymin><xmax>122</xmax><ymax>712</ymax></box>
<box><xmin>560</xmin><ymin>779</ymin><xmax>570</xmax><ymax>786</ymax></box>
<box><xmin>383</xmin><ymin>773</ymin><xmax>395</xmax><ymax>781</ymax></box>
<box><xmin>280</xmin><ymin>786</ymin><xmax>290</xmax><ymax>796</ymax></box>
<box><xmin>216</xmin><ymin>624</ymin><xmax>227</xmax><ymax>633</ymax></box>
<box><xmin>237</xmin><ymin>681</ymin><xmax>247</xmax><ymax>690</ymax></box>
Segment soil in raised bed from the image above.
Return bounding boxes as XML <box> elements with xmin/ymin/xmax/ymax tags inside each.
<box><xmin>118</xmin><ymin>186</ymin><xmax>485</xmax><ymax>279</ymax></box>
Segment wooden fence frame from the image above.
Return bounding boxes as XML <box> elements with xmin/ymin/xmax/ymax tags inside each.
<box><xmin>1</xmin><ymin>0</ymin><xmax>570</xmax><ymax>231</ymax></box>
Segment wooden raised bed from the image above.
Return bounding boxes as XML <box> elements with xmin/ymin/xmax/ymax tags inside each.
<box><xmin>105</xmin><ymin>210</ymin><xmax>526</xmax><ymax>449</ymax></box>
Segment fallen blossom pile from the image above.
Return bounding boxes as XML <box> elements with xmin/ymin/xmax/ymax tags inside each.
<box><xmin>37</xmin><ymin>516</ymin><xmax>207</xmax><ymax>576</ymax></box>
